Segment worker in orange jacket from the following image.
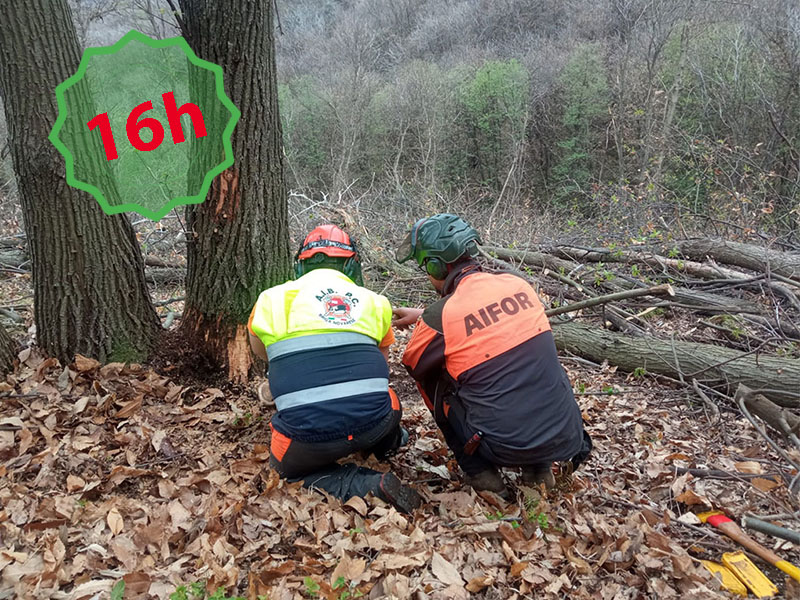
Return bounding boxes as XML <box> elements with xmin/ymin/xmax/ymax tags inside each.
<box><xmin>393</xmin><ymin>214</ymin><xmax>591</xmax><ymax>498</ymax></box>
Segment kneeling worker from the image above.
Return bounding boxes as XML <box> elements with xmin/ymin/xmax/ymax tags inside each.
<box><xmin>393</xmin><ymin>214</ymin><xmax>591</xmax><ymax>498</ymax></box>
<box><xmin>248</xmin><ymin>225</ymin><xmax>420</xmax><ymax>513</ymax></box>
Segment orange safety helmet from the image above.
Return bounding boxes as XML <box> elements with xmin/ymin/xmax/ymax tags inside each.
<box><xmin>294</xmin><ymin>224</ymin><xmax>363</xmax><ymax>284</ymax></box>
<box><xmin>296</xmin><ymin>224</ymin><xmax>357</xmax><ymax>260</ymax></box>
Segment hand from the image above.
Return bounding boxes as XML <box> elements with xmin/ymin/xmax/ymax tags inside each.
<box><xmin>392</xmin><ymin>307</ymin><xmax>424</xmax><ymax>329</ymax></box>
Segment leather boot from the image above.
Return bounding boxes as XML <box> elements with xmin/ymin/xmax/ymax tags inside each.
<box><xmin>521</xmin><ymin>464</ymin><xmax>556</xmax><ymax>489</ymax></box>
<box><xmin>464</xmin><ymin>469</ymin><xmax>511</xmax><ymax>500</ymax></box>
<box><xmin>378</xmin><ymin>472</ymin><xmax>422</xmax><ymax>514</ymax></box>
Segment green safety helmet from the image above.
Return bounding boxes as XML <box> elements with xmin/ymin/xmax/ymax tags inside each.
<box><xmin>396</xmin><ymin>214</ymin><xmax>481</xmax><ymax>280</ymax></box>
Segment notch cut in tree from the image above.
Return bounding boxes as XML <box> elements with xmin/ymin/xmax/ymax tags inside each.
<box><xmin>0</xmin><ymin>0</ymin><xmax>160</xmax><ymax>364</ymax></box>
<box><xmin>179</xmin><ymin>0</ymin><xmax>292</xmax><ymax>382</ymax></box>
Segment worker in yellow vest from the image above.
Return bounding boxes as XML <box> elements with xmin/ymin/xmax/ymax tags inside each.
<box><xmin>248</xmin><ymin>225</ymin><xmax>420</xmax><ymax>513</ymax></box>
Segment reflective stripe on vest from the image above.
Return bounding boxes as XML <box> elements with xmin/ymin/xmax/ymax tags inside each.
<box><xmin>274</xmin><ymin>377</ymin><xmax>389</xmax><ymax>411</ymax></box>
<box><xmin>267</xmin><ymin>331</ymin><xmax>377</xmax><ymax>361</ymax></box>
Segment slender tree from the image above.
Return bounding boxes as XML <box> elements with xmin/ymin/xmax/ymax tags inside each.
<box><xmin>178</xmin><ymin>0</ymin><xmax>292</xmax><ymax>382</ymax></box>
<box><xmin>0</xmin><ymin>0</ymin><xmax>160</xmax><ymax>364</ymax></box>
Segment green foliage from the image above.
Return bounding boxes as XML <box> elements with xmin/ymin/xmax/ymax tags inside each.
<box><xmin>278</xmin><ymin>76</ymin><xmax>333</xmax><ymax>184</ymax></box>
<box><xmin>333</xmin><ymin>576</ymin><xmax>364</xmax><ymax>599</ymax></box>
<box><xmin>457</xmin><ymin>59</ymin><xmax>529</xmax><ymax>187</ymax></box>
<box><xmin>168</xmin><ymin>582</ymin><xmax>243</xmax><ymax>600</ymax></box>
<box><xmin>524</xmin><ymin>497</ymin><xmax>549</xmax><ymax>529</ymax></box>
<box><xmin>111</xmin><ymin>581</ymin><xmax>125</xmax><ymax>600</ymax></box>
<box><xmin>303</xmin><ymin>577</ymin><xmax>321</xmax><ymax>598</ymax></box>
<box><xmin>632</xmin><ymin>366</ymin><xmax>647</xmax><ymax>378</ymax></box>
<box><xmin>553</xmin><ymin>43</ymin><xmax>609</xmax><ymax>205</ymax></box>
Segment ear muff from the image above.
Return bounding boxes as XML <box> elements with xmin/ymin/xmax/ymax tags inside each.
<box><xmin>424</xmin><ymin>257</ymin><xmax>448</xmax><ymax>280</ymax></box>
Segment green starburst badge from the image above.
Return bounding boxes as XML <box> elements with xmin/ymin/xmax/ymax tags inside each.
<box><xmin>49</xmin><ymin>30</ymin><xmax>240</xmax><ymax>221</ymax></box>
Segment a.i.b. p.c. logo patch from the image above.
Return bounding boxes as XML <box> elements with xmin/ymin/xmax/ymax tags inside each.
<box><xmin>317</xmin><ymin>291</ymin><xmax>361</xmax><ymax>326</ymax></box>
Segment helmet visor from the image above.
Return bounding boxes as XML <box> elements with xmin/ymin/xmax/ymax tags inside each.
<box><xmin>396</xmin><ymin>231</ymin><xmax>414</xmax><ymax>263</ymax></box>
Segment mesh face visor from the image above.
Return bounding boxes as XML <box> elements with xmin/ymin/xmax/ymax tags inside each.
<box><xmin>396</xmin><ymin>231</ymin><xmax>414</xmax><ymax>263</ymax></box>
<box><xmin>395</xmin><ymin>217</ymin><xmax>428</xmax><ymax>264</ymax></box>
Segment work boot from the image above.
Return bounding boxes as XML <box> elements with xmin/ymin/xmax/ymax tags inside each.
<box><xmin>258</xmin><ymin>381</ymin><xmax>275</xmax><ymax>408</ymax></box>
<box><xmin>399</xmin><ymin>427</ymin><xmax>410</xmax><ymax>447</ymax></box>
<box><xmin>464</xmin><ymin>469</ymin><xmax>511</xmax><ymax>500</ymax></box>
<box><xmin>378</xmin><ymin>472</ymin><xmax>422</xmax><ymax>514</ymax></box>
<box><xmin>521</xmin><ymin>464</ymin><xmax>556</xmax><ymax>489</ymax></box>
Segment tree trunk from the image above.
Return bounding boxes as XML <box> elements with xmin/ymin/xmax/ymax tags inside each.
<box><xmin>0</xmin><ymin>0</ymin><xmax>160</xmax><ymax>364</ymax></box>
<box><xmin>678</xmin><ymin>238</ymin><xmax>800</xmax><ymax>283</ymax></box>
<box><xmin>179</xmin><ymin>0</ymin><xmax>291</xmax><ymax>383</ymax></box>
<box><xmin>0</xmin><ymin>325</ymin><xmax>15</xmax><ymax>374</ymax></box>
<box><xmin>552</xmin><ymin>321</ymin><xmax>800</xmax><ymax>406</ymax></box>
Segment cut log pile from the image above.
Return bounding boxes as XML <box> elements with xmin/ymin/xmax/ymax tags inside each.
<box><xmin>483</xmin><ymin>236</ymin><xmax>800</xmax><ymax>490</ymax></box>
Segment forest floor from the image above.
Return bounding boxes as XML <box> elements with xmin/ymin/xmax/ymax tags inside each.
<box><xmin>2</xmin><ymin>213</ymin><xmax>800</xmax><ymax>599</ymax></box>
<box><xmin>3</xmin><ymin>285</ymin><xmax>800</xmax><ymax>600</ymax></box>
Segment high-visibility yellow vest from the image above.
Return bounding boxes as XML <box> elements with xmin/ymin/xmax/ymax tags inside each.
<box><xmin>248</xmin><ymin>268</ymin><xmax>392</xmax><ymax>350</ymax></box>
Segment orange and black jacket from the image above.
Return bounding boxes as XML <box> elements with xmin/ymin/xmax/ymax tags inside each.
<box><xmin>402</xmin><ymin>263</ymin><xmax>585</xmax><ymax>464</ymax></box>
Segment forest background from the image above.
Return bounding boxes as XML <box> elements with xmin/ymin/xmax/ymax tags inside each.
<box><xmin>2</xmin><ymin>0</ymin><xmax>799</xmax><ymax>245</ymax></box>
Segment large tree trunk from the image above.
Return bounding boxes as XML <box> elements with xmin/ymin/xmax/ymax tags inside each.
<box><xmin>678</xmin><ymin>238</ymin><xmax>800</xmax><ymax>283</ymax></box>
<box><xmin>0</xmin><ymin>0</ymin><xmax>160</xmax><ymax>364</ymax></box>
<box><xmin>179</xmin><ymin>0</ymin><xmax>292</xmax><ymax>383</ymax></box>
<box><xmin>0</xmin><ymin>326</ymin><xmax>15</xmax><ymax>374</ymax></box>
<box><xmin>552</xmin><ymin>321</ymin><xmax>800</xmax><ymax>406</ymax></box>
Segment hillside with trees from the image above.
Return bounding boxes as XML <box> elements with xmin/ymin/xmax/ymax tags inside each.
<box><xmin>0</xmin><ymin>1</ymin><xmax>799</xmax><ymax>599</ymax></box>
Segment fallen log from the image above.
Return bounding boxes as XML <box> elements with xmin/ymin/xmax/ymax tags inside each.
<box><xmin>485</xmin><ymin>246</ymin><xmax>755</xmax><ymax>314</ymax></box>
<box><xmin>486</xmin><ymin>246</ymin><xmax>800</xmax><ymax>339</ymax></box>
<box><xmin>551</xmin><ymin>321</ymin><xmax>800</xmax><ymax>406</ymax></box>
<box><xmin>678</xmin><ymin>238</ymin><xmax>800</xmax><ymax>283</ymax></box>
<box><xmin>550</xmin><ymin>244</ymin><xmax>800</xmax><ymax>309</ymax></box>
<box><xmin>145</xmin><ymin>268</ymin><xmax>185</xmax><ymax>284</ymax></box>
<box><xmin>544</xmin><ymin>284</ymin><xmax>674</xmax><ymax>317</ymax></box>
<box><xmin>736</xmin><ymin>384</ymin><xmax>800</xmax><ymax>441</ymax></box>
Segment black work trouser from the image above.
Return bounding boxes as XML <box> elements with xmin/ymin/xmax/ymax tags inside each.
<box><xmin>269</xmin><ymin>409</ymin><xmax>404</xmax><ymax>502</ymax></box>
<box><xmin>432</xmin><ymin>391</ymin><xmax>592</xmax><ymax>476</ymax></box>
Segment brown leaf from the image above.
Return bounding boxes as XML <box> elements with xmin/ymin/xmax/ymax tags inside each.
<box><xmin>74</xmin><ymin>354</ymin><xmax>101</xmax><ymax>372</ymax></box>
<box><xmin>675</xmin><ymin>489</ymin><xmax>707</xmax><ymax>506</ymax></box>
<box><xmin>431</xmin><ymin>551</ymin><xmax>464</xmax><ymax>587</ymax></box>
<box><xmin>751</xmin><ymin>477</ymin><xmax>780</xmax><ymax>492</ymax></box>
<box><xmin>107</xmin><ymin>465</ymin><xmax>150</xmax><ymax>487</ymax></box>
<box><xmin>330</xmin><ymin>554</ymin><xmax>366</xmax><ymax>587</ymax></box>
<box><xmin>565</xmin><ymin>545</ymin><xmax>593</xmax><ymax>575</ymax></box>
<box><xmin>66</xmin><ymin>474</ymin><xmax>86</xmax><ymax>493</ymax></box>
<box><xmin>734</xmin><ymin>461</ymin><xmax>763</xmax><ymax>474</ymax></box>
<box><xmin>343</xmin><ymin>495</ymin><xmax>368</xmax><ymax>516</ymax></box>
<box><xmin>17</xmin><ymin>427</ymin><xmax>33</xmax><ymax>455</ymax></box>
<box><xmin>122</xmin><ymin>571</ymin><xmax>151</xmax><ymax>595</ymax></box>
<box><xmin>116</xmin><ymin>396</ymin><xmax>142</xmax><ymax>419</ymax></box>
<box><xmin>107</xmin><ymin>507</ymin><xmax>124</xmax><ymax>535</ymax></box>
<box><xmin>465</xmin><ymin>575</ymin><xmax>494</xmax><ymax>593</ymax></box>
<box><xmin>510</xmin><ymin>561</ymin><xmax>530</xmax><ymax>577</ymax></box>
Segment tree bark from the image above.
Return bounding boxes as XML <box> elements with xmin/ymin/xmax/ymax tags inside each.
<box><xmin>179</xmin><ymin>0</ymin><xmax>292</xmax><ymax>382</ymax></box>
<box><xmin>0</xmin><ymin>0</ymin><xmax>160</xmax><ymax>364</ymax></box>
<box><xmin>736</xmin><ymin>384</ymin><xmax>800</xmax><ymax>442</ymax></box>
<box><xmin>678</xmin><ymin>238</ymin><xmax>800</xmax><ymax>283</ymax></box>
<box><xmin>0</xmin><ymin>325</ymin><xmax>15</xmax><ymax>374</ymax></box>
<box><xmin>551</xmin><ymin>321</ymin><xmax>800</xmax><ymax>406</ymax></box>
